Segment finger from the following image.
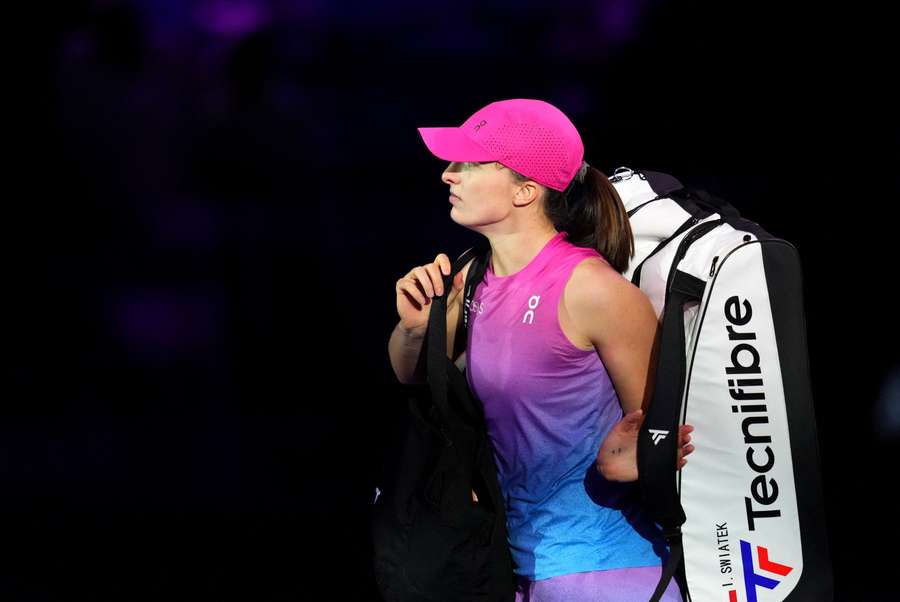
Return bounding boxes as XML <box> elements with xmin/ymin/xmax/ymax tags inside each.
<box><xmin>447</xmin><ymin>271</ymin><xmax>466</xmax><ymax>304</ymax></box>
<box><xmin>453</xmin><ymin>269</ymin><xmax>465</xmax><ymax>289</ymax></box>
<box><xmin>423</xmin><ymin>262</ymin><xmax>445</xmax><ymax>296</ymax></box>
<box><xmin>676</xmin><ymin>447</ymin><xmax>693</xmax><ymax>464</ymax></box>
<box><xmin>435</xmin><ymin>253</ymin><xmax>451</xmax><ymax>278</ymax></box>
<box><xmin>399</xmin><ymin>268</ymin><xmax>433</xmax><ymax>306</ymax></box>
<box><xmin>398</xmin><ymin>277</ymin><xmax>427</xmax><ymax>306</ymax></box>
<box><xmin>411</xmin><ymin>266</ymin><xmax>436</xmax><ymax>297</ymax></box>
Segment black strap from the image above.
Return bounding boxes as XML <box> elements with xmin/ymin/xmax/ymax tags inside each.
<box><xmin>651</xmin><ymin>528</ymin><xmax>684</xmax><ymax>602</ymax></box>
<box><xmin>629</xmin><ymin>184</ymin><xmax>739</xmax><ymax>288</ymax></box>
<box><xmin>423</xmin><ymin>244</ymin><xmax>488</xmax><ymax>435</ymax></box>
<box><xmin>462</xmin><ymin>242</ymin><xmax>491</xmax><ymax>330</ymax></box>
<box><xmin>670</xmin><ymin>187</ymin><xmax>741</xmax><ymax>223</ymax></box>
<box><xmin>631</xmin><ymin>215</ymin><xmax>698</xmax><ymax>287</ymax></box>
<box><xmin>639</xmin><ymin>268</ymin><xmax>707</xmax><ymax>601</ymax></box>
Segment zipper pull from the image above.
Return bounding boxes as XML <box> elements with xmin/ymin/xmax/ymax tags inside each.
<box><xmin>709</xmin><ymin>255</ymin><xmax>719</xmax><ymax>277</ymax></box>
<box><xmin>610</xmin><ymin>166</ymin><xmax>634</xmax><ymax>183</ymax></box>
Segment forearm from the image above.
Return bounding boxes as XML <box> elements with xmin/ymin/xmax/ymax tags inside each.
<box><xmin>388</xmin><ymin>321</ymin><xmax>428</xmax><ymax>384</ymax></box>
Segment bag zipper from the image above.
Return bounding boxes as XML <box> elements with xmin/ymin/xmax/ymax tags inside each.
<box><xmin>709</xmin><ymin>255</ymin><xmax>720</xmax><ymax>278</ymax></box>
<box><xmin>665</xmin><ymin>217</ymin><xmax>724</xmax><ymax>303</ymax></box>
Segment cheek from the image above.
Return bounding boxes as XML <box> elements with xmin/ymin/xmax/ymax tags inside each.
<box><xmin>474</xmin><ymin>200</ymin><xmax>509</xmax><ymax>221</ymax></box>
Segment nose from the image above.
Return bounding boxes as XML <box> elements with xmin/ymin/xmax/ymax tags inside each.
<box><xmin>442</xmin><ymin>162</ymin><xmax>462</xmax><ymax>185</ymax></box>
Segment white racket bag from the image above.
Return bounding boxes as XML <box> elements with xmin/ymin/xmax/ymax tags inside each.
<box><xmin>608</xmin><ymin>167</ymin><xmax>833</xmax><ymax>602</ymax></box>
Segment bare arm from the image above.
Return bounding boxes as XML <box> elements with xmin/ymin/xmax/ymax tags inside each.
<box><xmin>388</xmin><ymin>255</ymin><xmax>474</xmax><ymax>385</ymax></box>
<box><xmin>566</xmin><ymin>258</ymin><xmax>660</xmax><ymax>414</ymax></box>
<box><xmin>388</xmin><ymin>321</ymin><xmax>428</xmax><ymax>385</ymax></box>
<box><xmin>566</xmin><ymin>258</ymin><xmax>693</xmax><ymax>481</ymax></box>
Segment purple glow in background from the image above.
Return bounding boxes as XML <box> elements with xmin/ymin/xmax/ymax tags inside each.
<box><xmin>192</xmin><ymin>0</ymin><xmax>272</xmax><ymax>37</ymax></box>
<box><xmin>13</xmin><ymin>0</ymin><xmax>886</xmax><ymax>599</ymax></box>
<box><xmin>111</xmin><ymin>287</ymin><xmax>224</xmax><ymax>354</ymax></box>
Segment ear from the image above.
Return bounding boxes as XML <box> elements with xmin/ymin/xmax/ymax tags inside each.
<box><xmin>513</xmin><ymin>180</ymin><xmax>542</xmax><ymax>207</ymax></box>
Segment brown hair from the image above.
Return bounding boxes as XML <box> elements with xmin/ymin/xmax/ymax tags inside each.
<box><xmin>506</xmin><ymin>165</ymin><xmax>635</xmax><ymax>274</ymax></box>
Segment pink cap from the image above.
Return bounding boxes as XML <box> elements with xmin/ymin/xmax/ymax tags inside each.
<box><xmin>417</xmin><ymin>98</ymin><xmax>585</xmax><ymax>192</ymax></box>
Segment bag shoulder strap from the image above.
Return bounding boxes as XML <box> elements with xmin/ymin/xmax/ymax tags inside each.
<box><xmin>421</xmin><ymin>240</ymin><xmax>490</xmax><ymax>432</ymax></box>
<box><xmin>459</xmin><ymin>240</ymin><xmax>491</xmax><ymax>331</ymax></box>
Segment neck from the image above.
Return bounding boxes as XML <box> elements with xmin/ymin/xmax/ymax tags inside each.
<box><xmin>488</xmin><ymin>227</ymin><xmax>560</xmax><ymax>277</ymax></box>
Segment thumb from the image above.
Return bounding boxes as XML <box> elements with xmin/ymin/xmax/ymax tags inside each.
<box><xmin>623</xmin><ymin>409</ymin><xmax>644</xmax><ymax>431</ymax></box>
<box><xmin>448</xmin><ymin>271</ymin><xmax>465</xmax><ymax>296</ymax></box>
<box><xmin>447</xmin><ymin>271</ymin><xmax>465</xmax><ymax>303</ymax></box>
<box><xmin>625</xmin><ymin>408</ymin><xmax>643</xmax><ymax>421</ymax></box>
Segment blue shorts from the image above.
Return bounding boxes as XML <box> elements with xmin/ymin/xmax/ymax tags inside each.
<box><xmin>514</xmin><ymin>565</ymin><xmax>684</xmax><ymax>602</ymax></box>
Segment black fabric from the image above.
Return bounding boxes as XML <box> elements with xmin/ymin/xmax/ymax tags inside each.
<box><xmin>650</xmin><ymin>534</ymin><xmax>684</xmax><ymax>602</ymax></box>
<box><xmin>630</xmin><ymin>215</ymin><xmax>698</xmax><ymax>287</ymax></box>
<box><xmin>372</xmin><ymin>245</ymin><xmax>516</xmax><ymax>602</ymax></box>
<box><xmin>761</xmin><ymin>240</ymin><xmax>834</xmax><ymax>600</ymax></box>
<box><xmin>638</xmin><ymin>227</ymin><xmax>720</xmax><ymax>602</ymax></box>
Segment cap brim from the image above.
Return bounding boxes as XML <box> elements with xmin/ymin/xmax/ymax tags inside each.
<box><xmin>417</xmin><ymin>127</ymin><xmax>496</xmax><ymax>162</ymax></box>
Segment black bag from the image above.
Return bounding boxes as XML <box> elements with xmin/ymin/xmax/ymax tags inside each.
<box><xmin>371</xmin><ymin>243</ymin><xmax>517</xmax><ymax>602</ymax></box>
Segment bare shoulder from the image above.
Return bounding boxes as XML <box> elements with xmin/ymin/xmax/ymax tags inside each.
<box><xmin>566</xmin><ymin>256</ymin><xmax>626</xmax><ymax>302</ymax></box>
<box><xmin>564</xmin><ymin>255</ymin><xmax>655</xmax><ymax>348</ymax></box>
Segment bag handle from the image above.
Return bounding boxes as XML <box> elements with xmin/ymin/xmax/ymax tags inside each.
<box><xmin>423</xmin><ymin>243</ymin><xmax>489</xmax><ymax>435</ymax></box>
<box><xmin>670</xmin><ymin>187</ymin><xmax>742</xmax><ymax>222</ymax></box>
<box><xmin>638</xmin><ymin>219</ymin><xmax>725</xmax><ymax>601</ymax></box>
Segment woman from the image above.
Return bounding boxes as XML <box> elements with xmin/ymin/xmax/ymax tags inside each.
<box><xmin>389</xmin><ymin>98</ymin><xmax>694</xmax><ymax>602</ymax></box>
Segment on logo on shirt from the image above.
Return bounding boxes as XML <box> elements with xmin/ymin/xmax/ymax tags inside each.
<box><xmin>523</xmin><ymin>295</ymin><xmax>541</xmax><ymax>324</ymax></box>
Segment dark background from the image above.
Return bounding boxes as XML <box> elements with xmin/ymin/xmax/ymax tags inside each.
<box><xmin>8</xmin><ymin>0</ymin><xmax>897</xmax><ymax>600</ymax></box>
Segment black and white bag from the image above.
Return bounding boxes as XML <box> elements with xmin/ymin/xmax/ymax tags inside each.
<box><xmin>610</xmin><ymin>167</ymin><xmax>833</xmax><ymax>601</ymax></box>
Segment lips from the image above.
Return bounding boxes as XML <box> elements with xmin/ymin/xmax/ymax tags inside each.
<box><xmin>449</xmin><ymin>194</ymin><xmax>461</xmax><ymax>203</ymax></box>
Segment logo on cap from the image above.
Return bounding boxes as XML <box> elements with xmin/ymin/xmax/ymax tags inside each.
<box><xmin>473</xmin><ymin>119</ymin><xmax>487</xmax><ymax>133</ymax></box>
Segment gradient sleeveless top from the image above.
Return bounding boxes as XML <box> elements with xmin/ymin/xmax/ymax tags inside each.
<box><xmin>465</xmin><ymin>230</ymin><xmax>670</xmax><ymax>581</ymax></box>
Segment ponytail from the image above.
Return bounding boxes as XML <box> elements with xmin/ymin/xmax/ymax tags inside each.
<box><xmin>556</xmin><ymin>165</ymin><xmax>634</xmax><ymax>274</ymax></box>
<box><xmin>505</xmin><ymin>162</ymin><xmax>634</xmax><ymax>273</ymax></box>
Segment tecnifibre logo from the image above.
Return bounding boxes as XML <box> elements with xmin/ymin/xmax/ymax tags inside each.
<box><xmin>727</xmin><ymin>539</ymin><xmax>793</xmax><ymax>602</ymax></box>
<box><xmin>649</xmin><ymin>429</ymin><xmax>669</xmax><ymax>445</ymax></box>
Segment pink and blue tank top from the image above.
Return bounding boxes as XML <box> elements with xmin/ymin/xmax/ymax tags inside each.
<box><xmin>464</xmin><ymin>230</ymin><xmax>671</xmax><ymax>582</ymax></box>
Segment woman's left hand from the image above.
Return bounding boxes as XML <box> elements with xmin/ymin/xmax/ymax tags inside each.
<box><xmin>595</xmin><ymin>409</ymin><xmax>695</xmax><ymax>482</ymax></box>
